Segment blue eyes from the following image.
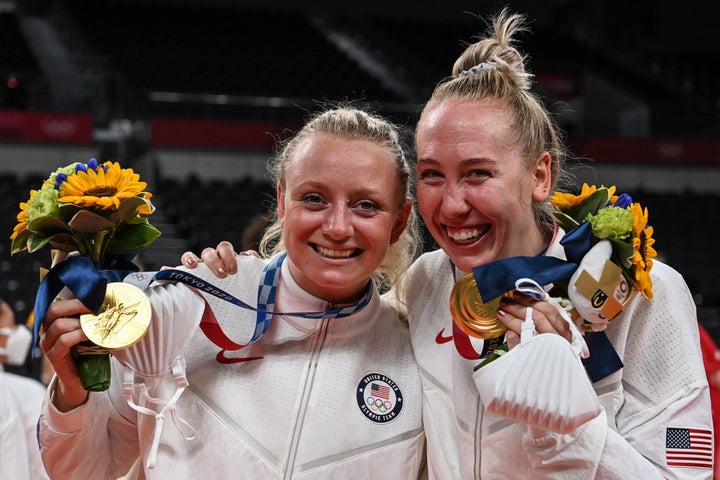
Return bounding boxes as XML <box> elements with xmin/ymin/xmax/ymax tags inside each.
<box><xmin>419</xmin><ymin>170</ymin><xmax>442</xmax><ymax>180</ymax></box>
<box><xmin>300</xmin><ymin>194</ymin><xmax>379</xmax><ymax>213</ymax></box>
<box><xmin>356</xmin><ymin>200</ymin><xmax>379</xmax><ymax>211</ymax></box>
<box><xmin>469</xmin><ymin>170</ymin><xmax>490</xmax><ymax>179</ymax></box>
<box><xmin>419</xmin><ymin>169</ymin><xmax>490</xmax><ymax>182</ymax></box>
<box><xmin>302</xmin><ymin>193</ymin><xmax>324</xmax><ymax>205</ymax></box>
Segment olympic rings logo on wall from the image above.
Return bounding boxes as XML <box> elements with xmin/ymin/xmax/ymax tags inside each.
<box><xmin>356</xmin><ymin>372</ymin><xmax>403</xmax><ymax>424</ymax></box>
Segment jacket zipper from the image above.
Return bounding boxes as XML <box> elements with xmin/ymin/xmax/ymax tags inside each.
<box><xmin>475</xmin><ymin>399</ymin><xmax>483</xmax><ymax>479</ymax></box>
<box><xmin>283</xmin><ymin>316</ymin><xmax>331</xmax><ymax>479</ymax></box>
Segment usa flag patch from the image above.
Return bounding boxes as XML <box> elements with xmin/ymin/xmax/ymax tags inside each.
<box><xmin>666</xmin><ymin>427</ymin><xmax>713</xmax><ymax>469</ymax></box>
<box><xmin>356</xmin><ymin>373</ymin><xmax>403</xmax><ymax>424</ymax></box>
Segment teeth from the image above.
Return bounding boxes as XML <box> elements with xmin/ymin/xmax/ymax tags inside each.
<box><xmin>448</xmin><ymin>229</ymin><xmax>481</xmax><ymax>241</ymax></box>
<box><xmin>316</xmin><ymin>245</ymin><xmax>354</xmax><ymax>258</ymax></box>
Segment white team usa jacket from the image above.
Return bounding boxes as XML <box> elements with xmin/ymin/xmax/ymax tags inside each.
<box><xmin>38</xmin><ymin>256</ymin><xmax>426</xmax><ymax>479</ymax></box>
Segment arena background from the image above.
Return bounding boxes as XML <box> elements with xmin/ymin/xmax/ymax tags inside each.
<box><xmin>1</xmin><ymin>0</ymin><xmax>719</xmax><ymax>365</ymax></box>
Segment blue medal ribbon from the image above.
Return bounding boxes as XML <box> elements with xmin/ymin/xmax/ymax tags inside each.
<box><xmin>468</xmin><ymin>222</ymin><xmax>623</xmax><ymax>382</ymax></box>
<box><xmin>470</xmin><ymin>222</ymin><xmax>595</xmax><ymax>301</ymax></box>
<box><xmin>471</xmin><ymin>256</ymin><xmax>578</xmax><ymax>301</ymax></box>
<box><xmin>127</xmin><ymin>252</ymin><xmax>373</xmax><ymax>351</ymax></box>
<box><xmin>33</xmin><ymin>255</ymin><xmax>140</xmax><ymax>347</ymax></box>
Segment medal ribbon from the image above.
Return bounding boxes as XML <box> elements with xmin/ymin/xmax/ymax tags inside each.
<box><xmin>128</xmin><ymin>252</ymin><xmax>373</xmax><ymax>356</ymax></box>
<box><xmin>448</xmin><ymin>262</ymin><xmax>506</xmax><ymax>360</ymax></box>
<box><xmin>467</xmin><ymin>222</ymin><xmax>624</xmax><ymax>382</ymax></box>
<box><xmin>33</xmin><ymin>255</ymin><xmax>139</xmax><ymax>348</ymax></box>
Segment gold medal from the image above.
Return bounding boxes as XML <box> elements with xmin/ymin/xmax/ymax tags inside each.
<box><xmin>450</xmin><ymin>273</ymin><xmax>507</xmax><ymax>340</ymax></box>
<box><xmin>80</xmin><ymin>282</ymin><xmax>151</xmax><ymax>350</ymax></box>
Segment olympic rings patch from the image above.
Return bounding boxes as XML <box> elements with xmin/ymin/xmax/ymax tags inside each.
<box><xmin>356</xmin><ymin>373</ymin><xmax>403</xmax><ymax>424</ymax></box>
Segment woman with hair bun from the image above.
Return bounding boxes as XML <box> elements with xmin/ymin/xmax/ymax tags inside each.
<box><xmin>405</xmin><ymin>8</ymin><xmax>711</xmax><ymax>479</ymax></box>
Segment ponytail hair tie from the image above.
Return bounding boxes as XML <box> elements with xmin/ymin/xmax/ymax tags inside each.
<box><xmin>459</xmin><ymin>62</ymin><xmax>497</xmax><ymax>77</ymax></box>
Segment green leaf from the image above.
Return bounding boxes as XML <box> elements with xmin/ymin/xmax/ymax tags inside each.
<box><xmin>110</xmin><ymin>196</ymin><xmax>155</xmax><ymax>224</ymax></box>
<box><xmin>58</xmin><ymin>202</ymin><xmax>81</xmax><ymax>214</ymax></box>
<box><xmin>611</xmin><ymin>238</ymin><xmax>636</xmax><ymax>269</ymax></box>
<box><xmin>106</xmin><ymin>221</ymin><xmax>161</xmax><ymax>255</ymax></box>
<box><xmin>473</xmin><ymin>342</ymin><xmax>509</xmax><ymax>371</ymax></box>
<box><xmin>551</xmin><ymin>211</ymin><xmax>580</xmax><ymax>232</ymax></box>
<box><xmin>68</xmin><ymin>209</ymin><xmax>116</xmax><ymax>233</ymax></box>
<box><xmin>10</xmin><ymin>231</ymin><xmax>32</xmax><ymax>255</ymax></box>
<box><xmin>27</xmin><ymin>233</ymin><xmax>54</xmax><ymax>253</ymax></box>
<box><xmin>571</xmin><ymin>188</ymin><xmax>610</xmax><ymax>223</ymax></box>
<box><xmin>27</xmin><ymin>216</ymin><xmax>71</xmax><ymax>235</ymax></box>
<box><xmin>48</xmin><ymin>233</ymin><xmax>84</xmax><ymax>253</ymax></box>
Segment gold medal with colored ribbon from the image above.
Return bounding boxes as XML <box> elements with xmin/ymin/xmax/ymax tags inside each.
<box><xmin>80</xmin><ymin>282</ymin><xmax>151</xmax><ymax>349</ymax></box>
<box><xmin>450</xmin><ymin>272</ymin><xmax>507</xmax><ymax>340</ymax></box>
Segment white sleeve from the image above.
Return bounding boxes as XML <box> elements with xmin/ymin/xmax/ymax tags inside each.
<box><xmin>1</xmin><ymin>382</ymin><xmax>30</xmax><ymax>480</ymax></box>
<box><xmin>604</xmin><ymin>263</ymin><xmax>713</xmax><ymax>479</ymax></box>
<box><xmin>521</xmin><ymin>263</ymin><xmax>713</xmax><ymax>480</ymax></box>
<box><xmin>2</xmin><ymin>372</ymin><xmax>51</xmax><ymax>480</ymax></box>
<box><xmin>597</xmin><ymin>380</ymin><xmax>711</xmax><ymax>479</ymax></box>
<box><xmin>522</xmin><ymin>378</ymin><xmax>711</xmax><ymax>480</ymax></box>
<box><xmin>522</xmin><ymin>410</ymin><xmax>665</xmax><ymax>479</ymax></box>
<box><xmin>38</xmin><ymin>281</ymin><xmax>206</xmax><ymax>479</ymax></box>
<box><xmin>38</xmin><ymin>361</ymin><xmax>140</xmax><ymax>480</ymax></box>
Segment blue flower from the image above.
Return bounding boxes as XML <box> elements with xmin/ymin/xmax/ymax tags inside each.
<box><xmin>54</xmin><ymin>173</ymin><xmax>67</xmax><ymax>190</ymax></box>
<box><xmin>614</xmin><ymin>193</ymin><xmax>632</xmax><ymax>209</ymax></box>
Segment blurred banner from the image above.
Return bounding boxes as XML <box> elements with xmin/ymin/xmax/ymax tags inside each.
<box><xmin>1</xmin><ymin>109</ymin><xmax>718</xmax><ymax>164</ymax></box>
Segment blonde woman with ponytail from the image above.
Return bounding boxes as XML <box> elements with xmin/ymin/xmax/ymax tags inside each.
<box><xmin>406</xmin><ymin>8</ymin><xmax>711</xmax><ymax>479</ymax></box>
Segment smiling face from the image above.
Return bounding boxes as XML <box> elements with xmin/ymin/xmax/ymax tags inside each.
<box><xmin>415</xmin><ymin>99</ymin><xmax>552</xmax><ymax>272</ymax></box>
<box><xmin>278</xmin><ymin>133</ymin><xmax>410</xmax><ymax>304</ymax></box>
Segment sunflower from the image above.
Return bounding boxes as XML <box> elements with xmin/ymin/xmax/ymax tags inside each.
<box><xmin>10</xmin><ymin>196</ymin><xmax>31</xmax><ymax>243</ymax></box>
<box><xmin>58</xmin><ymin>161</ymin><xmax>148</xmax><ymax>210</ymax></box>
<box><xmin>629</xmin><ymin>202</ymin><xmax>656</xmax><ymax>299</ymax></box>
<box><xmin>551</xmin><ymin>183</ymin><xmax>618</xmax><ymax>210</ymax></box>
<box><xmin>11</xmin><ymin>159</ymin><xmax>158</xmax><ymax>258</ymax></box>
<box><xmin>10</xmin><ymin>186</ymin><xmax>60</xmax><ymax>240</ymax></box>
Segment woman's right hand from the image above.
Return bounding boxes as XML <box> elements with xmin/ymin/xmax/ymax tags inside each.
<box><xmin>496</xmin><ymin>292</ymin><xmax>573</xmax><ymax>349</ymax></box>
<box><xmin>39</xmin><ymin>297</ymin><xmax>92</xmax><ymax>411</ymax></box>
<box><xmin>181</xmin><ymin>241</ymin><xmax>245</xmax><ymax>278</ymax></box>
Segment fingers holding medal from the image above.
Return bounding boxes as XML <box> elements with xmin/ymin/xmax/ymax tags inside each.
<box><xmin>450</xmin><ymin>273</ymin><xmax>573</xmax><ymax>346</ymax></box>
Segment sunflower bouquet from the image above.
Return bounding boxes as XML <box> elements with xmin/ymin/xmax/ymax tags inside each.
<box><xmin>10</xmin><ymin>158</ymin><xmax>160</xmax><ymax>391</ymax></box>
<box><xmin>472</xmin><ymin>184</ymin><xmax>657</xmax><ymax>372</ymax></box>
<box><xmin>550</xmin><ymin>183</ymin><xmax>656</xmax><ymax>302</ymax></box>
